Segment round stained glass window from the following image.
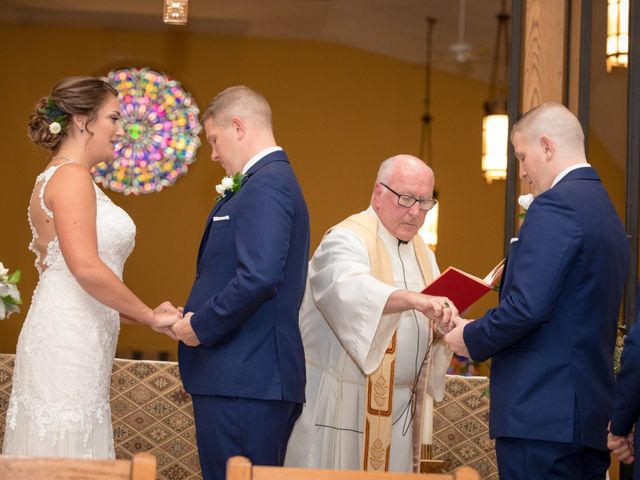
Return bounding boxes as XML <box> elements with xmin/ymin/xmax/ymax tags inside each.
<box><xmin>92</xmin><ymin>67</ymin><xmax>201</xmax><ymax>195</ymax></box>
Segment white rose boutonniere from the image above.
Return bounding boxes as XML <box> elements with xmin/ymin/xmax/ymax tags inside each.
<box><xmin>215</xmin><ymin>172</ymin><xmax>247</xmax><ymax>200</ymax></box>
<box><xmin>518</xmin><ymin>193</ymin><xmax>534</xmax><ymax>218</ymax></box>
<box><xmin>518</xmin><ymin>193</ymin><xmax>534</xmax><ymax>210</ymax></box>
<box><xmin>215</xmin><ymin>183</ymin><xmax>227</xmax><ymax>196</ymax></box>
<box><xmin>0</xmin><ymin>262</ymin><xmax>22</xmax><ymax>320</ymax></box>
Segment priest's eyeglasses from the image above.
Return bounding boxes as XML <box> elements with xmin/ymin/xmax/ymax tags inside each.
<box><xmin>379</xmin><ymin>183</ymin><xmax>437</xmax><ymax>212</ymax></box>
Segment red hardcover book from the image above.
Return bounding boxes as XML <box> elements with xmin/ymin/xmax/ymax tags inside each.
<box><xmin>421</xmin><ymin>258</ymin><xmax>506</xmax><ymax>312</ymax></box>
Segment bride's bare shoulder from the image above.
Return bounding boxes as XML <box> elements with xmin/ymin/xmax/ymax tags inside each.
<box><xmin>44</xmin><ymin>163</ymin><xmax>95</xmax><ymax>211</ymax></box>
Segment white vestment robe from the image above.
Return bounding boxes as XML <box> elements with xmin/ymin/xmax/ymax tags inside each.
<box><xmin>285</xmin><ymin>208</ymin><xmax>452</xmax><ymax>471</ymax></box>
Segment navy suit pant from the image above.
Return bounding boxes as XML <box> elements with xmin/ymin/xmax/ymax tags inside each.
<box><xmin>191</xmin><ymin>395</ymin><xmax>302</xmax><ymax>480</ymax></box>
<box><xmin>495</xmin><ymin>406</ymin><xmax>609</xmax><ymax>480</ymax></box>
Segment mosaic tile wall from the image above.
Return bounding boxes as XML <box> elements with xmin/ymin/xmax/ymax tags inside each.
<box><xmin>0</xmin><ymin>355</ymin><xmax>496</xmax><ymax>479</ymax></box>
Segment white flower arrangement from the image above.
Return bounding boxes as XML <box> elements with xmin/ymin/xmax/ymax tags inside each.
<box><xmin>48</xmin><ymin>121</ymin><xmax>62</xmax><ymax>135</ymax></box>
<box><xmin>0</xmin><ymin>262</ymin><xmax>21</xmax><ymax>320</ymax></box>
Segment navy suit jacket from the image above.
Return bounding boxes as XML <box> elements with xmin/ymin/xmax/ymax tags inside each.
<box><xmin>179</xmin><ymin>150</ymin><xmax>310</xmax><ymax>403</ymax></box>
<box><xmin>610</xmin><ymin>297</ymin><xmax>640</xmax><ymax>438</ymax></box>
<box><xmin>464</xmin><ymin>167</ymin><xmax>629</xmax><ymax>450</ymax></box>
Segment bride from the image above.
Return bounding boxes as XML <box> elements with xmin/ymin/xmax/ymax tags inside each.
<box><xmin>2</xmin><ymin>76</ymin><xmax>179</xmax><ymax>458</ymax></box>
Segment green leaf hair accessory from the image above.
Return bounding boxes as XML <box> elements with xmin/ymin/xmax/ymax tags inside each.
<box><xmin>39</xmin><ymin>98</ymin><xmax>68</xmax><ymax>135</ymax></box>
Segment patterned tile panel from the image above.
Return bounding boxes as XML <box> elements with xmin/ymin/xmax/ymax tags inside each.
<box><xmin>434</xmin><ymin>375</ymin><xmax>497</xmax><ymax>479</ymax></box>
<box><xmin>109</xmin><ymin>359</ymin><xmax>200</xmax><ymax>480</ymax></box>
<box><xmin>0</xmin><ymin>355</ymin><xmax>497</xmax><ymax>479</ymax></box>
<box><xmin>0</xmin><ymin>355</ymin><xmax>201</xmax><ymax>480</ymax></box>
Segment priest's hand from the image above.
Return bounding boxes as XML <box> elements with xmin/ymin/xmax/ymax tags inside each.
<box><xmin>418</xmin><ymin>295</ymin><xmax>458</xmax><ymax>330</ymax></box>
<box><xmin>172</xmin><ymin>312</ymin><xmax>201</xmax><ymax>347</ymax></box>
<box><xmin>444</xmin><ymin>315</ymin><xmax>471</xmax><ymax>357</ymax></box>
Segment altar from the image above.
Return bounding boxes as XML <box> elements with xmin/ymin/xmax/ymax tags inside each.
<box><xmin>0</xmin><ymin>354</ymin><xmax>496</xmax><ymax>479</ymax></box>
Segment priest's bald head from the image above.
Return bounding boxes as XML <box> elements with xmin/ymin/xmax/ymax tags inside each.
<box><xmin>371</xmin><ymin>154</ymin><xmax>436</xmax><ymax>242</ymax></box>
<box><xmin>511</xmin><ymin>102</ymin><xmax>587</xmax><ymax>196</ymax></box>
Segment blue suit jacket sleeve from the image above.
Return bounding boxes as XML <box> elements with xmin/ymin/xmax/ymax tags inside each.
<box><xmin>464</xmin><ymin>191</ymin><xmax>582</xmax><ymax>361</ymax></box>
<box><xmin>610</xmin><ymin>316</ymin><xmax>640</xmax><ymax>436</ymax></box>
<box><xmin>190</xmin><ymin>173</ymin><xmax>294</xmax><ymax>347</ymax></box>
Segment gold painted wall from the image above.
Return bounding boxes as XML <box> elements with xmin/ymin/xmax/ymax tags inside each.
<box><xmin>0</xmin><ymin>24</ymin><xmax>625</xmax><ymax>360</ymax></box>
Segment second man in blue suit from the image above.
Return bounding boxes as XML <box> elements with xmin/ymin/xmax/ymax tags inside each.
<box><xmin>444</xmin><ymin>102</ymin><xmax>629</xmax><ymax>479</ymax></box>
<box><xmin>172</xmin><ymin>86</ymin><xmax>310</xmax><ymax>480</ymax></box>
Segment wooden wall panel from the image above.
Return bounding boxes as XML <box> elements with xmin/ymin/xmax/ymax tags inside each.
<box><xmin>522</xmin><ymin>0</ymin><xmax>568</xmax><ymax>111</ymax></box>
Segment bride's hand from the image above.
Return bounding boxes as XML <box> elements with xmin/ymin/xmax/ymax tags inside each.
<box><xmin>152</xmin><ymin>325</ymin><xmax>178</xmax><ymax>340</ymax></box>
<box><xmin>152</xmin><ymin>301</ymin><xmax>181</xmax><ymax>328</ymax></box>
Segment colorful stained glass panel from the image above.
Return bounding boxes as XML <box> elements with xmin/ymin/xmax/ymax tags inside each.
<box><xmin>92</xmin><ymin>68</ymin><xmax>201</xmax><ymax>195</ymax></box>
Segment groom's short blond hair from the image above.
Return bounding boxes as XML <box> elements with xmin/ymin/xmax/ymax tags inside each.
<box><xmin>201</xmin><ymin>85</ymin><xmax>273</xmax><ymax>131</ymax></box>
<box><xmin>511</xmin><ymin>102</ymin><xmax>585</xmax><ymax>155</ymax></box>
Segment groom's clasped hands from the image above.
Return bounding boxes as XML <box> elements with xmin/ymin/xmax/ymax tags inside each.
<box><xmin>151</xmin><ymin>301</ymin><xmax>201</xmax><ymax>347</ymax></box>
<box><xmin>421</xmin><ymin>297</ymin><xmax>472</xmax><ymax>358</ymax></box>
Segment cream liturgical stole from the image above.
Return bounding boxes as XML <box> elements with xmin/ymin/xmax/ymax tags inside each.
<box><xmin>330</xmin><ymin>212</ymin><xmax>435</xmax><ymax>472</ymax></box>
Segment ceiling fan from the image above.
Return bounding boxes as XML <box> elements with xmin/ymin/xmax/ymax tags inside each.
<box><xmin>445</xmin><ymin>0</ymin><xmax>492</xmax><ymax>72</ymax></box>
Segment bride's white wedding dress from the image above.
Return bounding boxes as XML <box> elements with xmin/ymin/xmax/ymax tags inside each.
<box><xmin>2</xmin><ymin>161</ymin><xmax>136</xmax><ymax>458</ymax></box>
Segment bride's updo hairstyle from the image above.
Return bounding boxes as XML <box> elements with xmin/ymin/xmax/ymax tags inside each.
<box><xmin>28</xmin><ymin>76</ymin><xmax>118</xmax><ymax>152</ymax></box>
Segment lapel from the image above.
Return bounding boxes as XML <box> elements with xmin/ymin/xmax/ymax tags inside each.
<box><xmin>195</xmin><ymin>149</ymin><xmax>290</xmax><ymax>269</ymax></box>
<box><xmin>499</xmin><ymin>256</ymin><xmax>509</xmax><ymax>297</ymax></box>
<box><xmin>195</xmin><ymin>193</ymin><xmax>233</xmax><ymax>268</ymax></box>
<box><xmin>499</xmin><ymin>167</ymin><xmax>597</xmax><ymax>297</ymax></box>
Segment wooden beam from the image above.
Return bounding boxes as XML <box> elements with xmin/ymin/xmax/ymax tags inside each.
<box><xmin>522</xmin><ymin>0</ymin><xmax>568</xmax><ymax>111</ymax></box>
<box><xmin>567</xmin><ymin>0</ymin><xmax>582</xmax><ymax>116</ymax></box>
<box><xmin>518</xmin><ymin>0</ymin><xmax>568</xmax><ymax>197</ymax></box>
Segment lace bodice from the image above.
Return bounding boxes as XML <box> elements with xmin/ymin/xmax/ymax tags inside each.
<box><xmin>3</xmin><ymin>161</ymin><xmax>136</xmax><ymax>458</ymax></box>
<box><xmin>27</xmin><ymin>162</ymin><xmax>135</xmax><ymax>276</ymax></box>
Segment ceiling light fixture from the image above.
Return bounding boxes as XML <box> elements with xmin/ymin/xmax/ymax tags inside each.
<box><xmin>481</xmin><ymin>0</ymin><xmax>510</xmax><ymax>184</ymax></box>
<box><xmin>606</xmin><ymin>0</ymin><xmax>629</xmax><ymax>72</ymax></box>
<box><xmin>163</xmin><ymin>0</ymin><xmax>189</xmax><ymax>25</ymax></box>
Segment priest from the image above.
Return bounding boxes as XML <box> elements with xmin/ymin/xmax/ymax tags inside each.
<box><xmin>285</xmin><ymin>155</ymin><xmax>454</xmax><ymax>472</ymax></box>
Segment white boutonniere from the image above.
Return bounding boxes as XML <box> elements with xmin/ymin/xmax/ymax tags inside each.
<box><xmin>215</xmin><ymin>172</ymin><xmax>246</xmax><ymax>200</ymax></box>
<box><xmin>518</xmin><ymin>193</ymin><xmax>534</xmax><ymax>218</ymax></box>
<box><xmin>0</xmin><ymin>262</ymin><xmax>22</xmax><ymax>320</ymax></box>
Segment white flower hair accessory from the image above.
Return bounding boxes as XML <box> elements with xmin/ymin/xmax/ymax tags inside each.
<box><xmin>39</xmin><ymin>98</ymin><xmax>68</xmax><ymax>135</ymax></box>
<box><xmin>49</xmin><ymin>122</ymin><xmax>62</xmax><ymax>135</ymax></box>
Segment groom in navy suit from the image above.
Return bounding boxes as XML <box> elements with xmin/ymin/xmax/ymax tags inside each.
<box><xmin>444</xmin><ymin>103</ymin><xmax>629</xmax><ymax>479</ymax></box>
<box><xmin>608</xmin><ymin>294</ymin><xmax>640</xmax><ymax>472</ymax></box>
<box><xmin>172</xmin><ymin>86</ymin><xmax>310</xmax><ymax>480</ymax></box>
